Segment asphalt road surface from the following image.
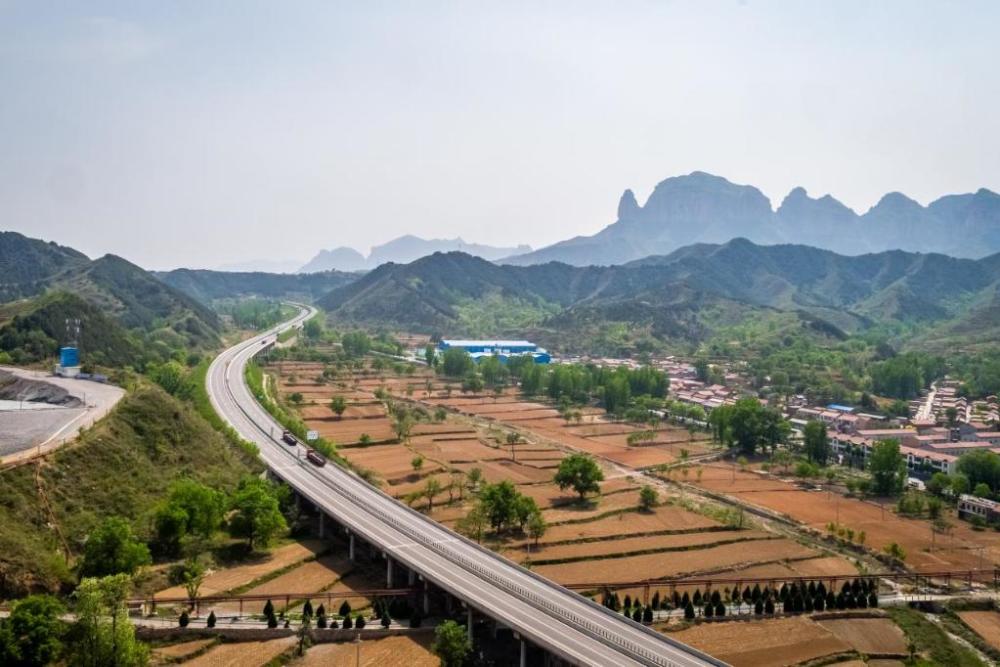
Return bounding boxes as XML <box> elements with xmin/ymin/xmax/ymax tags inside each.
<box><xmin>0</xmin><ymin>366</ymin><xmax>124</xmax><ymax>463</ymax></box>
<box><xmin>206</xmin><ymin>306</ymin><xmax>725</xmax><ymax>667</ymax></box>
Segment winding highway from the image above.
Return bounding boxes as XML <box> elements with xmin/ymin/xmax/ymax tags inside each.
<box><xmin>207</xmin><ymin>305</ymin><xmax>724</xmax><ymax>667</ymax></box>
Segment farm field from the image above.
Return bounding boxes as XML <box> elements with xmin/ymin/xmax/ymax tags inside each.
<box><xmin>507</xmin><ymin>503</ymin><xmax>722</xmax><ymax>546</ymax></box>
<box><xmin>690</xmin><ymin>463</ymin><xmax>1000</xmax><ymax>572</ymax></box>
<box><xmin>261</xmin><ymin>359</ymin><xmax>857</xmax><ymax>602</ymax></box>
<box><xmin>663</xmin><ymin>615</ymin><xmax>851</xmax><ymax>667</ymax></box>
<box><xmin>151</xmin><ymin>638</ymin><xmax>215</xmax><ymax>664</ymax></box>
<box><xmin>532</xmin><ymin>537</ymin><xmax>821</xmax><ymax>585</ymax></box>
<box><xmin>210</xmin><ymin>554</ymin><xmax>382</xmax><ymax>615</ymax></box>
<box><xmin>180</xmin><ymin>637</ymin><xmax>296</xmax><ymax>667</ymax></box>
<box><xmin>957</xmin><ymin>610</ymin><xmax>1000</xmax><ymax>651</ymax></box>
<box><xmin>816</xmin><ymin>616</ymin><xmax>908</xmax><ymax>655</ymax></box>
<box><xmin>291</xmin><ymin>634</ymin><xmax>437</xmax><ymax>667</ymax></box>
<box><xmin>154</xmin><ymin>541</ymin><xmax>326</xmax><ymax>600</ymax></box>
<box><xmin>503</xmin><ymin>530</ymin><xmax>777</xmax><ymax>564</ymax></box>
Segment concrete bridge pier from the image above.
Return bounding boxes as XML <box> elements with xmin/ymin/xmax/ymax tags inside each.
<box><xmin>348</xmin><ymin>533</ymin><xmax>355</xmax><ymax>561</ymax></box>
<box><xmin>318</xmin><ymin>512</ymin><xmax>325</xmax><ymax>539</ymax></box>
<box><xmin>386</xmin><ymin>555</ymin><xmax>394</xmax><ymax>588</ymax></box>
<box><xmin>423</xmin><ymin>579</ymin><xmax>431</xmax><ymax>615</ymax></box>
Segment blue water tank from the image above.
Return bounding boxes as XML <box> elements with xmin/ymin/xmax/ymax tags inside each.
<box><xmin>60</xmin><ymin>347</ymin><xmax>79</xmax><ymax>367</ymax></box>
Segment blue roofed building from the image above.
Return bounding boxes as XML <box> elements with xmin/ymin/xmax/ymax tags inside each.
<box><xmin>438</xmin><ymin>339</ymin><xmax>550</xmax><ymax>364</ymax></box>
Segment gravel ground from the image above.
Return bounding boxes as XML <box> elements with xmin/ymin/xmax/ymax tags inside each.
<box><xmin>0</xmin><ymin>407</ymin><xmax>87</xmax><ymax>456</ymax></box>
<box><xmin>0</xmin><ymin>366</ymin><xmax>124</xmax><ymax>463</ymax></box>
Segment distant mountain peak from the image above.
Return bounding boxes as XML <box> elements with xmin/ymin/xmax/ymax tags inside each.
<box><xmin>505</xmin><ymin>171</ymin><xmax>1000</xmax><ymax>266</ymax></box>
<box><xmin>299</xmin><ymin>235</ymin><xmax>532</xmax><ymax>273</ymax></box>
<box><xmin>777</xmin><ymin>187</ymin><xmax>857</xmax><ymax>225</ymax></box>
<box><xmin>617</xmin><ymin>189</ymin><xmax>640</xmax><ymax>221</ymax></box>
<box><xmin>870</xmin><ymin>191</ymin><xmax>922</xmax><ymax>212</ymax></box>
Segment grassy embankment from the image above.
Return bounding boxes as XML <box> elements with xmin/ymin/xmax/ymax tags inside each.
<box><xmin>0</xmin><ymin>384</ymin><xmax>261</xmax><ymax>599</ymax></box>
<box><xmin>887</xmin><ymin>606</ymin><xmax>984</xmax><ymax>667</ymax></box>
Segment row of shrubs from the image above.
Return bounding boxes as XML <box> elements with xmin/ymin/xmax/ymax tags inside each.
<box><xmin>599</xmin><ymin>578</ymin><xmax>881</xmax><ymax>622</ymax></box>
<box><xmin>178</xmin><ymin>597</ymin><xmax>420</xmax><ymax>629</ymax></box>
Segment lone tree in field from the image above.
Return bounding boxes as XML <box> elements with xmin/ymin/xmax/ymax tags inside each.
<box><xmin>432</xmin><ymin>619</ymin><xmax>473</xmax><ymax>667</ymax></box>
<box><xmin>423</xmin><ymin>478</ymin><xmax>442</xmax><ymax>510</ymax></box>
<box><xmin>639</xmin><ymin>485</ymin><xmax>659</xmax><ymax>511</ymax></box>
<box><xmin>527</xmin><ymin>511</ymin><xmax>547</xmax><ymax>550</ymax></box>
<box><xmin>554</xmin><ymin>454</ymin><xmax>604</xmax><ymax>501</ymax></box>
<box><xmin>329</xmin><ymin>396</ymin><xmax>347</xmax><ymax>419</ymax></box>
<box><xmin>506</xmin><ymin>431</ymin><xmax>521</xmax><ymax>461</ymax></box>
<box><xmin>394</xmin><ymin>415</ymin><xmax>415</xmax><ymax>444</ymax></box>
<box><xmin>411</xmin><ymin>455</ymin><xmax>424</xmax><ymax>475</ymax></box>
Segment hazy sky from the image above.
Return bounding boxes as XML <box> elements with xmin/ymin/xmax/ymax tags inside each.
<box><xmin>2</xmin><ymin>2</ymin><xmax>998</xmax><ymax>270</ymax></box>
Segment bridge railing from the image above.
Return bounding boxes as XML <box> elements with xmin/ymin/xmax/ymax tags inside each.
<box><xmin>225</xmin><ymin>313</ymin><xmax>718</xmax><ymax>667</ymax></box>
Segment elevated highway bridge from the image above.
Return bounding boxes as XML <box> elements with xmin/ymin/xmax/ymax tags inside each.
<box><xmin>207</xmin><ymin>305</ymin><xmax>724</xmax><ymax>667</ymax></box>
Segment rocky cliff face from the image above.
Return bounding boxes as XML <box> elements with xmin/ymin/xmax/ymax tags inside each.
<box><xmin>502</xmin><ymin>172</ymin><xmax>1000</xmax><ymax>266</ymax></box>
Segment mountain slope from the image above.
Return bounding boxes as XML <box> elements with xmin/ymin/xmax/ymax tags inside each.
<box><xmin>0</xmin><ymin>232</ymin><xmax>222</xmax><ymax>355</ymax></box>
<box><xmin>503</xmin><ymin>172</ymin><xmax>1000</xmax><ymax>266</ymax></box>
<box><xmin>0</xmin><ymin>292</ymin><xmax>145</xmax><ymax>367</ymax></box>
<box><xmin>319</xmin><ymin>242</ymin><xmax>1000</xmax><ymax>352</ymax></box>
<box><xmin>0</xmin><ymin>384</ymin><xmax>259</xmax><ymax>597</ymax></box>
<box><xmin>156</xmin><ymin>267</ymin><xmax>357</xmax><ymax>304</ymax></box>
<box><xmin>300</xmin><ymin>235</ymin><xmax>532</xmax><ymax>272</ymax></box>
<box><xmin>0</xmin><ymin>231</ymin><xmax>90</xmax><ymax>301</ymax></box>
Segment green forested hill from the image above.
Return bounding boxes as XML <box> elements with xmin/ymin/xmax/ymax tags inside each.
<box><xmin>0</xmin><ymin>231</ymin><xmax>90</xmax><ymax>302</ymax></box>
<box><xmin>0</xmin><ymin>292</ymin><xmax>144</xmax><ymax>367</ymax></box>
<box><xmin>155</xmin><ymin>267</ymin><xmax>356</xmax><ymax>304</ymax></box>
<box><xmin>0</xmin><ymin>385</ymin><xmax>260</xmax><ymax>598</ymax></box>
<box><xmin>318</xmin><ymin>242</ymin><xmax>1000</xmax><ymax>353</ymax></box>
<box><xmin>0</xmin><ymin>232</ymin><xmax>222</xmax><ymax>362</ymax></box>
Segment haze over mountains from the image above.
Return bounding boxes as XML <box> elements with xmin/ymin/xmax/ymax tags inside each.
<box><xmin>300</xmin><ymin>235</ymin><xmax>531</xmax><ymax>273</ymax></box>
<box><xmin>503</xmin><ymin>172</ymin><xmax>1000</xmax><ymax>266</ymax></box>
<box><xmin>5</xmin><ymin>226</ymin><xmax>1000</xmax><ymax>360</ymax></box>
<box><xmin>318</xmin><ymin>239</ymin><xmax>1000</xmax><ymax>352</ymax></box>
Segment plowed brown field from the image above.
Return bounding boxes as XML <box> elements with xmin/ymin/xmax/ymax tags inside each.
<box><xmin>155</xmin><ymin>541</ymin><xmax>326</xmax><ymax>600</ymax></box>
<box><xmin>817</xmin><ymin>617</ymin><xmax>908</xmax><ymax>654</ymax></box>
<box><xmin>692</xmin><ymin>463</ymin><xmax>1000</xmax><ymax>572</ymax></box>
<box><xmin>534</xmin><ymin>538</ymin><xmax>818</xmax><ymax>584</ymax></box>
<box><xmin>181</xmin><ymin>637</ymin><xmax>296</xmax><ymax>667</ymax></box>
<box><xmin>665</xmin><ymin>616</ymin><xmax>850</xmax><ymax>667</ymax></box>
<box><xmin>958</xmin><ymin>611</ymin><xmax>1000</xmax><ymax>651</ymax></box>
<box><xmin>291</xmin><ymin>634</ymin><xmax>436</xmax><ymax>666</ymax></box>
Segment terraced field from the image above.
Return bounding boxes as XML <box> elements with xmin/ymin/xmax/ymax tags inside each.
<box><xmin>263</xmin><ymin>360</ymin><xmax>859</xmax><ymax>607</ymax></box>
<box><xmin>181</xmin><ymin>637</ymin><xmax>296</xmax><ymax>667</ymax></box>
<box><xmin>290</xmin><ymin>634</ymin><xmax>436</xmax><ymax>666</ymax></box>
<box><xmin>689</xmin><ymin>462</ymin><xmax>1000</xmax><ymax>573</ymax></box>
